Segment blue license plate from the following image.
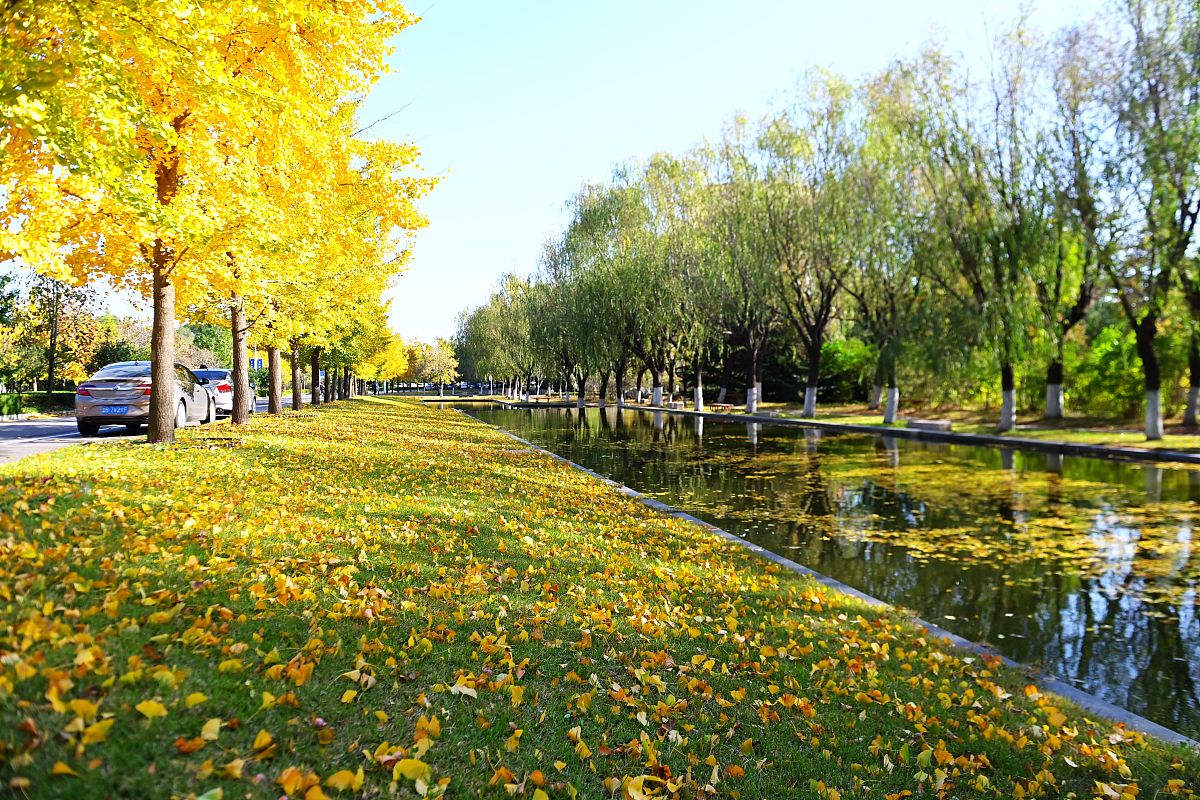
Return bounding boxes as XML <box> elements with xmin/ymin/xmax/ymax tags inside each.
<box><xmin>100</xmin><ymin>406</ymin><xmax>129</xmax><ymax>415</ymax></box>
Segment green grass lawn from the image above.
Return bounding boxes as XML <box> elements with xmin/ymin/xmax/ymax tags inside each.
<box><xmin>0</xmin><ymin>398</ymin><xmax>1194</xmax><ymax>798</ymax></box>
<box><xmin>737</xmin><ymin>402</ymin><xmax>1200</xmax><ymax>452</ymax></box>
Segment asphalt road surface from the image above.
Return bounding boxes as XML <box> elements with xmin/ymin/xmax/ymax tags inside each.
<box><xmin>0</xmin><ymin>396</ymin><xmax>294</xmax><ymax>465</ymax></box>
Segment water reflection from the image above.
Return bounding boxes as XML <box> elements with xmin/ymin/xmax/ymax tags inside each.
<box><xmin>456</xmin><ymin>403</ymin><xmax>1200</xmax><ymax>738</ymax></box>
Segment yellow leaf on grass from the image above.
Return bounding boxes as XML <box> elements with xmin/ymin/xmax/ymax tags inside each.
<box><xmin>136</xmin><ymin>700</ymin><xmax>168</xmax><ymax>719</ymax></box>
<box><xmin>82</xmin><ymin>718</ymin><xmax>114</xmax><ymax>745</ymax></box>
<box><xmin>392</xmin><ymin>758</ymin><xmax>431</xmax><ymax>782</ymax></box>
<box><xmin>253</xmin><ymin>730</ymin><xmax>273</xmax><ymax>750</ymax></box>
<box><xmin>201</xmin><ymin>719</ymin><xmax>222</xmax><ymax>741</ymax></box>
<box><xmin>532</xmin><ymin>790</ymin><xmax>549</xmax><ymax>800</ymax></box>
<box><xmin>340</xmin><ymin>690</ymin><xmax>357</xmax><ymax>703</ymax></box>
<box><xmin>51</xmin><ymin>761</ymin><xmax>78</xmax><ymax>776</ymax></box>
<box><xmin>68</xmin><ymin>699</ymin><xmax>99</xmax><ymax>720</ymax></box>
<box><xmin>185</xmin><ymin>692</ymin><xmax>208</xmax><ymax>708</ymax></box>
<box><xmin>325</xmin><ymin>767</ymin><xmax>364</xmax><ymax>791</ymax></box>
<box><xmin>1047</xmin><ymin>711</ymin><xmax>1067</xmax><ymax>728</ymax></box>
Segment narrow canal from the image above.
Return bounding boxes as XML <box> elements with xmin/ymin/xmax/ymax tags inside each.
<box><xmin>453</xmin><ymin>403</ymin><xmax>1200</xmax><ymax>739</ymax></box>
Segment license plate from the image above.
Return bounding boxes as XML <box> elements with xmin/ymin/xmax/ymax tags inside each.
<box><xmin>100</xmin><ymin>406</ymin><xmax>129</xmax><ymax>415</ymax></box>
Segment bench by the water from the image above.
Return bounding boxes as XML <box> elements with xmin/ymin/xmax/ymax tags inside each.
<box><xmin>711</xmin><ymin>403</ymin><xmax>734</xmax><ymax>413</ymax></box>
<box><xmin>906</xmin><ymin>419</ymin><xmax>953</xmax><ymax>432</ymax></box>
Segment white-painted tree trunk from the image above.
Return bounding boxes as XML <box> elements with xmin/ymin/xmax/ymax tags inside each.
<box><xmin>1185</xmin><ymin>386</ymin><xmax>1200</xmax><ymax>427</ymax></box>
<box><xmin>1045</xmin><ymin>384</ymin><xmax>1064</xmax><ymax>419</ymax></box>
<box><xmin>999</xmin><ymin>390</ymin><xmax>1016</xmax><ymax>432</ymax></box>
<box><xmin>652</xmin><ymin>410</ymin><xmax>664</xmax><ymax>431</ymax></box>
<box><xmin>694</xmin><ymin>416</ymin><xmax>704</xmax><ymax>440</ymax></box>
<box><xmin>1145</xmin><ymin>466</ymin><xmax>1164</xmax><ymax>502</ymax></box>
<box><xmin>636</xmin><ymin>388</ymin><xmax>644</xmax><ymax>404</ymax></box>
<box><xmin>1145</xmin><ymin>389</ymin><xmax>1163</xmax><ymax>440</ymax></box>
<box><xmin>745</xmin><ymin>385</ymin><xmax>758</xmax><ymax>414</ymax></box>
<box><xmin>868</xmin><ymin>385</ymin><xmax>883</xmax><ymax>411</ymax></box>
<box><xmin>882</xmin><ymin>436</ymin><xmax>899</xmax><ymax>468</ymax></box>
<box><xmin>651</xmin><ymin>386</ymin><xmax>663</xmax><ymax>407</ymax></box>
<box><xmin>693</xmin><ymin>385</ymin><xmax>704</xmax><ymax>412</ymax></box>
<box><xmin>802</xmin><ymin>386</ymin><xmax>817</xmax><ymax>417</ymax></box>
<box><xmin>716</xmin><ymin>387</ymin><xmax>727</xmax><ymax>404</ymax></box>
<box><xmin>746</xmin><ymin>422</ymin><xmax>759</xmax><ymax>446</ymax></box>
<box><xmin>883</xmin><ymin>387</ymin><xmax>899</xmax><ymax>424</ymax></box>
<box><xmin>754</xmin><ymin>381</ymin><xmax>763</xmax><ymax>405</ymax></box>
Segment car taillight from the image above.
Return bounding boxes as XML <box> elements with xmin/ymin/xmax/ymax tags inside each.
<box><xmin>138</xmin><ymin>381</ymin><xmax>152</xmax><ymax>396</ymax></box>
<box><xmin>76</xmin><ymin>387</ymin><xmax>91</xmax><ymax>396</ymax></box>
<box><xmin>217</xmin><ymin>383</ymin><xmax>232</xmax><ymax>393</ymax></box>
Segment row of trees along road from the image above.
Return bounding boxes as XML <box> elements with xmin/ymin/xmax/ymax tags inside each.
<box><xmin>455</xmin><ymin>0</ymin><xmax>1200</xmax><ymax>440</ymax></box>
<box><xmin>1</xmin><ymin>0</ymin><xmax>434</xmax><ymax>442</ymax></box>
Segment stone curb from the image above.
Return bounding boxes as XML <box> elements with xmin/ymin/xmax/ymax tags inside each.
<box><xmin>457</xmin><ymin>399</ymin><xmax>1200</xmax><ymax>467</ymax></box>
<box><xmin>450</xmin><ymin>407</ymin><xmax>1200</xmax><ymax>750</ymax></box>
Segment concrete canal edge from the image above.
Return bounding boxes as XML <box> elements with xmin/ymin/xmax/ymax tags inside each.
<box><xmin>450</xmin><ymin>407</ymin><xmax>1200</xmax><ymax>750</ymax></box>
<box><xmin>459</xmin><ymin>399</ymin><xmax>1200</xmax><ymax>467</ymax></box>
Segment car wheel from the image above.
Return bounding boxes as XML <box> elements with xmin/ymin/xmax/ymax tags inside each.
<box><xmin>174</xmin><ymin>401</ymin><xmax>187</xmax><ymax>430</ymax></box>
<box><xmin>124</xmin><ymin>423</ymin><xmax>142</xmax><ymax>433</ymax></box>
<box><xmin>202</xmin><ymin>398</ymin><xmax>214</xmax><ymax>424</ymax></box>
<box><xmin>77</xmin><ymin>420</ymin><xmax>100</xmax><ymax>437</ymax></box>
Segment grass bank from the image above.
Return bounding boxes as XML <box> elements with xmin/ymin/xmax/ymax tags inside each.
<box><xmin>632</xmin><ymin>400</ymin><xmax>1200</xmax><ymax>453</ymax></box>
<box><xmin>0</xmin><ymin>398</ymin><xmax>1195</xmax><ymax>798</ymax></box>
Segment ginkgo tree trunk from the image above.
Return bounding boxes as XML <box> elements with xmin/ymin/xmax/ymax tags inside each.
<box><xmin>230</xmin><ymin>299</ymin><xmax>250</xmax><ymax>425</ymax></box>
<box><xmin>290</xmin><ymin>342</ymin><xmax>303</xmax><ymax>411</ymax></box>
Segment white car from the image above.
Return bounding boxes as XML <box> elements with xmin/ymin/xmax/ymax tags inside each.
<box><xmin>193</xmin><ymin>368</ymin><xmax>255</xmax><ymax>417</ymax></box>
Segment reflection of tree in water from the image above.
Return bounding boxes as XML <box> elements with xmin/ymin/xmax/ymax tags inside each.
<box><xmin>462</xmin><ymin>405</ymin><xmax>1200</xmax><ymax>737</ymax></box>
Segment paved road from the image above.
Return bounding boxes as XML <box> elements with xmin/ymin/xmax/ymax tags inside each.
<box><xmin>0</xmin><ymin>396</ymin><xmax>308</xmax><ymax>465</ymax></box>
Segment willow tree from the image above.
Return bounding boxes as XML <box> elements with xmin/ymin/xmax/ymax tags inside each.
<box><xmin>565</xmin><ymin>182</ymin><xmax>648</xmax><ymax>406</ymax></box>
<box><xmin>496</xmin><ymin>275</ymin><xmax>539</xmax><ymax>400</ymax></box>
<box><xmin>901</xmin><ymin>47</ymin><xmax>1040</xmax><ymax>432</ymax></box>
<box><xmin>1109</xmin><ymin>0</ymin><xmax>1200</xmax><ymax>438</ymax></box>
<box><xmin>762</xmin><ymin>75</ymin><xmax>861</xmax><ymax>418</ymax></box>
<box><xmin>528</xmin><ymin>257</ymin><xmax>584</xmax><ymax>403</ymax></box>
<box><xmin>603</xmin><ymin>161</ymin><xmax>697</xmax><ymax>408</ymax></box>
<box><xmin>1035</xmin><ymin>23</ymin><xmax>1115</xmax><ymax>420</ymax></box>
<box><xmin>644</xmin><ymin>154</ymin><xmax>717</xmax><ymax>411</ymax></box>
<box><xmin>839</xmin><ymin>69</ymin><xmax>933</xmax><ymax>424</ymax></box>
<box><xmin>700</xmin><ymin>122</ymin><xmax>780</xmax><ymax>413</ymax></box>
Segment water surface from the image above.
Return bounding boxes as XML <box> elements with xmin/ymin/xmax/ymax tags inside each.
<box><xmin>454</xmin><ymin>403</ymin><xmax>1200</xmax><ymax>738</ymax></box>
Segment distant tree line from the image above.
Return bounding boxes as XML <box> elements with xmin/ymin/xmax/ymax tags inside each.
<box><xmin>455</xmin><ymin>0</ymin><xmax>1200</xmax><ymax>440</ymax></box>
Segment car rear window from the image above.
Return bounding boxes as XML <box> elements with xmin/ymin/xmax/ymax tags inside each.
<box><xmin>91</xmin><ymin>364</ymin><xmax>151</xmax><ymax>379</ymax></box>
<box><xmin>193</xmin><ymin>370</ymin><xmax>231</xmax><ymax>381</ymax></box>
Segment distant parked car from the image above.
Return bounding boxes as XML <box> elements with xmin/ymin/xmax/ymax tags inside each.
<box><xmin>75</xmin><ymin>361</ymin><xmax>214</xmax><ymax>436</ymax></box>
<box><xmin>192</xmin><ymin>368</ymin><xmax>254</xmax><ymax>418</ymax></box>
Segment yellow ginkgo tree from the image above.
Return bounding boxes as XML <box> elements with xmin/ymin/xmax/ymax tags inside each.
<box><xmin>1</xmin><ymin>0</ymin><xmax>423</xmax><ymax>442</ymax></box>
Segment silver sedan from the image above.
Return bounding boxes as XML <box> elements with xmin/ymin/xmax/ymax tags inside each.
<box><xmin>75</xmin><ymin>361</ymin><xmax>215</xmax><ymax>436</ymax></box>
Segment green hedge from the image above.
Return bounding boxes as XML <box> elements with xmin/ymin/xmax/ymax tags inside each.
<box><xmin>0</xmin><ymin>391</ymin><xmax>76</xmax><ymax>415</ymax></box>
